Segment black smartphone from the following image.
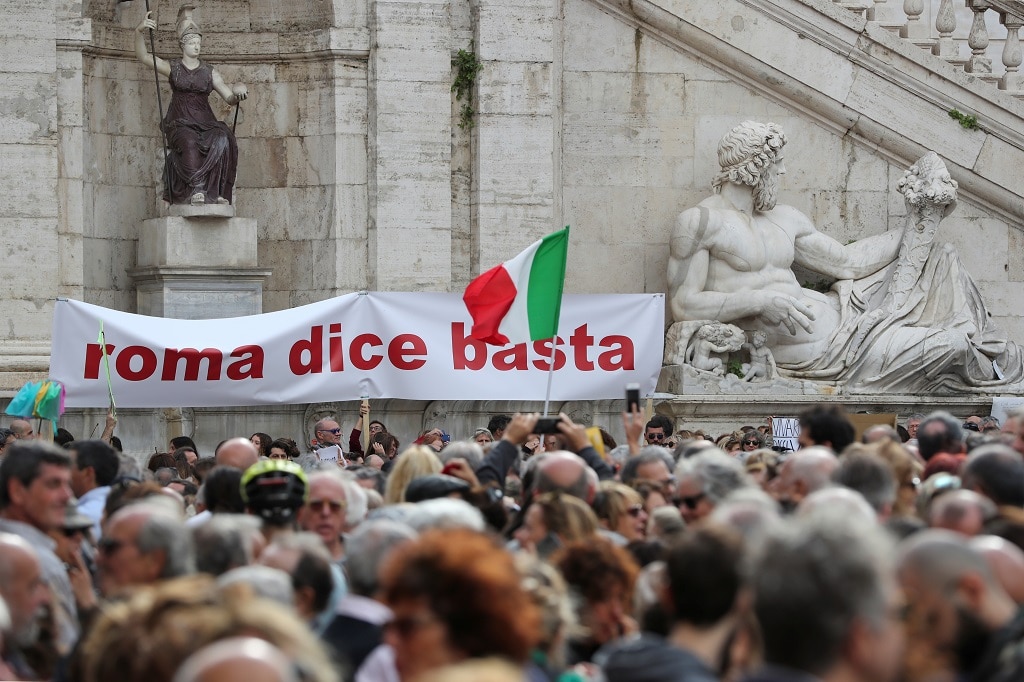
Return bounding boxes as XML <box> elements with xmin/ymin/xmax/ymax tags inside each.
<box><xmin>534</xmin><ymin>417</ymin><xmax>563</xmax><ymax>434</ymax></box>
<box><xmin>626</xmin><ymin>383</ymin><xmax>640</xmax><ymax>413</ymax></box>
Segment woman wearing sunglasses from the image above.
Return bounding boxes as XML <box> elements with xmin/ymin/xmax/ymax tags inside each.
<box><xmin>592</xmin><ymin>482</ymin><xmax>649</xmax><ymax>543</ymax></box>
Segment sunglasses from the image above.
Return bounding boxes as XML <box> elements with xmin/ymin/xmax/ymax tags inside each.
<box><xmin>61</xmin><ymin>527</ymin><xmax>88</xmax><ymax>538</ymax></box>
<box><xmin>308</xmin><ymin>499</ymin><xmax>346</xmax><ymax>513</ymax></box>
<box><xmin>646</xmin><ymin>433</ymin><xmax>665</xmax><ymax>440</ymax></box>
<box><xmin>626</xmin><ymin>503</ymin><xmax>645</xmax><ymax>518</ymax></box>
<box><xmin>319</xmin><ymin>428</ymin><xmax>342</xmax><ymax>435</ymax></box>
<box><xmin>676</xmin><ymin>492</ymin><xmax>706</xmax><ymax>510</ymax></box>
<box><xmin>384</xmin><ymin>614</ymin><xmax>437</xmax><ymax>638</ymax></box>
<box><xmin>743</xmin><ymin>440</ymin><xmax>760</xmax><ymax>446</ymax></box>
<box><xmin>97</xmin><ymin>537</ymin><xmax>127</xmax><ymax>555</ymax></box>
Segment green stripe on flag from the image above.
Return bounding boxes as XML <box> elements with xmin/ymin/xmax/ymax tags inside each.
<box><xmin>526</xmin><ymin>226</ymin><xmax>570</xmax><ymax>340</ymax></box>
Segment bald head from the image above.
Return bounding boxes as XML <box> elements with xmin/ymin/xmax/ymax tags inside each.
<box><xmin>897</xmin><ymin>529</ymin><xmax>1001</xmax><ymax>594</ymax></box>
<box><xmin>0</xmin><ymin>534</ymin><xmax>48</xmax><ymax>646</ymax></box>
<box><xmin>798</xmin><ymin>487</ymin><xmax>876</xmax><ymax>524</ymax></box>
<box><xmin>970</xmin><ymin>535</ymin><xmax>1024</xmax><ymax>604</ymax></box>
<box><xmin>534</xmin><ymin>451</ymin><xmax>593</xmax><ymax>502</ymax></box>
<box><xmin>777</xmin><ymin>447</ymin><xmax>838</xmax><ymax>504</ymax></box>
<box><xmin>928</xmin><ymin>489</ymin><xmax>996</xmax><ymax>536</ymax></box>
<box><xmin>172</xmin><ymin>637</ymin><xmax>298</xmax><ymax>682</ymax></box>
<box><xmin>9</xmin><ymin>419</ymin><xmax>33</xmax><ymax>440</ymax></box>
<box><xmin>216</xmin><ymin>438</ymin><xmax>260</xmax><ymax>471</ymax></box>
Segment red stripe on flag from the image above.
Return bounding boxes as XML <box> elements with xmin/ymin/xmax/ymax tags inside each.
<box><xmin>462</xmin><ymin>264</ymin><xmax>517</xmax><ymax>345</ymax></box>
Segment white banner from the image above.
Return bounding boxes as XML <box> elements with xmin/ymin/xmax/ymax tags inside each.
<box><xmin>50</xmin><ymin>293</ymin><xmax>664</xmax><ymax>408</ymax></box>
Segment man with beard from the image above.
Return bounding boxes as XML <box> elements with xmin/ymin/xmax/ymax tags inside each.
<box><xmin>667</xmin><ymin>121</ymin><xmax>1022</xmax><ymax>391</ymax></box>
<box><xmin>897</xmin><ymin>529</ymin><xmax>1024</xmax><ymax>682</ymax></box>
<box><xmin>668</xmin><ymin>120</ymin><xmax>904</xmax><ymax>367</ymax></box>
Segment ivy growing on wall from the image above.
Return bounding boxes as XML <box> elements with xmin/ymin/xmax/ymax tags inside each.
<box><xmin>948</xmin><ymin>108</ymin><xmax>979</xmax><ymax>130</ymax></box>
<box><xmin>452</xmin><ymin>45</ymin><xmax>483</xmax><ymax>130</ymax></box>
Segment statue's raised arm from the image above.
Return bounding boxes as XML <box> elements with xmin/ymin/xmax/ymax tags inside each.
<box><xmin>133</xmin><ymin>6</ymin><xmax>247</xmax><ymax>206</ymax></box>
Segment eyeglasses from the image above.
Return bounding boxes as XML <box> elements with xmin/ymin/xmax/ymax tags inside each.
<box><xmin>743</xmin><ymin>440</ymin><xmax>760</xmax><ymax>446</ymax></box>
<box><xmin>384</xmin><ymin>613</ymin><xmax>438</xmax><ymax>638</ymax></box>
<box><xmin>626</xmin><ymin>504</ymin><xmax>645</xmax><ymax>518</ymax></box>
<box><xmin>676</xmin><ymin>492</ymin><xmax>706</xmax><ymax>510</ymax></box>
<box><xmin>318</xmin><ymin>428</ymin><xmax>342</xmax><ymax>435</ymax></box>
<box><xmin>97</xmin><ymin>537</ymin><xmax>127</xmax><ymax>555</ymax></box>
<box><xmin>61</xmin><ymin>527</ymin><xmax>87</xmax><ymax>538</ymax></box>
<box><xmin>646</xmin><ymin>433</ymin><xmax>665</xmax><ymax>441</ymax></box>
<box><xmin>308</xmin><ymin>499</ymin><xmax>346</xmax><ymax>513</ymax></box>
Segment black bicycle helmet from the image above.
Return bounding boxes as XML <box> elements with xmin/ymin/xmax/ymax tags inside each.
<box><xmin>240</xmin><ymin>459</ymin><xmax>309</xmax><ymax>525</ymax></box>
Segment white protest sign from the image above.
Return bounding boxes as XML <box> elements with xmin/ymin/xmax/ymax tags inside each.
<box><xmin>315</xmin><ymin>445</ymin><xmax>344</xmax><ymax>465</ymax></box>
<box><xmin>50</xmin><ymin>293</ymin><xmax>665</xmax><ymax>407</ymax></box>
<box><xmin>992</xmin><ymin>397</ymin><xmax>1024</xmax><ymax>426</ymax></box>
<box><xmin>772</xmin><ymin>417</ymin><xmax>800</xmax><ymax>451</ymax></box>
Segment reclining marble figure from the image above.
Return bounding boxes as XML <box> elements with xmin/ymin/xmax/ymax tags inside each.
<box><xmin>666</xmin><ymin>120</ymin><xmax>1023</xmax><ymax>393</ymax></box>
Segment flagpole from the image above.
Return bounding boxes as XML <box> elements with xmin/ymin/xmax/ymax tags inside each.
<box><xmin>542</xmin><ymin>225</ymin><xmax>570</xmax><ymax>416</ymax></box>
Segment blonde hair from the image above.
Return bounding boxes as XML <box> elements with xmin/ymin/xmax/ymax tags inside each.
<box><xmin>592</xmin><ymin>481</ymin><xmax>644</xmax><ymax>532</ymax></box>
<box><xmin>383</xmin><ymin>445</ymin><xmax>442</xmax><ymax>504</ymax></box>
<box><xmin>532</xmin><ymin>492</ymin><xmax>599</xmax><ymax>543</ymax></box>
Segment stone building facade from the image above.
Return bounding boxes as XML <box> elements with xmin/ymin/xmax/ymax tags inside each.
<box><xmin>3</xmin><ymin>0</ymin><xmax>1023</xmax><ymax>451</ymax></box>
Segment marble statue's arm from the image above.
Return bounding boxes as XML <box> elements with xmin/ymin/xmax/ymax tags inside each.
<box><xmin>670</xmin><ymin>210</ymin><xmax>814</xmax><ymax>334</ymax></box>
<box><xmin>211</xmin><ymin>69</ymin><xmax>248</xmax><ymax>105</ymax></box>
<box><xmin>793</xmin><ymin>213</ymin><xmax>902</xmax><ymax>279</ymax></box>
<box><xmin>135</xmin><ymin>13</ymin><xmax>171</xmax><ymax>78</ymax></box>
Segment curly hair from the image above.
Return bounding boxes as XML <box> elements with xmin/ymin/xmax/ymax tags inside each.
<box><xmin>552</xmin><ymin>538</ymin><xmax>640</xmax><ymax>607</ymax></box>
<box><xmin>712</xmin><ymin>121</ymin><xmax>787</xmax><ymax>192</ymax></box>
<box><xmin>380</xmin><ymin>529</ymin><xmax>540</xmax><ymax>663</ymax></box>
<box><xmin>79</xmin><ymin>575</ymin><xmax>336</xmax><ymax>682</ymax></box>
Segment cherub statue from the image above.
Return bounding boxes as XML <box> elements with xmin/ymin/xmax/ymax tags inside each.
<box><xmin>135</xmin><ymin>6</ymin><xmax>248</xmax><ymax>206</ymax></box>
<box><xmin>741</xmin><ymin>330</ymin><xmax>777</xmax><ymax>382</ymax></box>
<box><xmin>685</xmin><ymin>322</ymin><xmax>744</xmax><ymax>375</ymax></box>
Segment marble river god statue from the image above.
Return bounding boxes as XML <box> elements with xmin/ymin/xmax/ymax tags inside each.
<box><xmin>135</xmin><ymin>6</ymin><xmax>247</xmax><ymax>206</ymax></box>
<box><xmin>666</xmin><ymin>120</ymin><xmax>1024</xmax><ymax>393</ymax></box>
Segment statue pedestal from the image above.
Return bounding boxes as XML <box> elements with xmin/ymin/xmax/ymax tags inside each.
<box><xmin>129</xmin><ymin>212</ymin><xmax>270</xmax><ymax>319</ymax></box>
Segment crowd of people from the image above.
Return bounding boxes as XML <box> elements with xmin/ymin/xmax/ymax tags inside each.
<box><xmin>1</xmin><ymin>402</ymin><xmax>1024</xmax><ymax>682</ymax></box>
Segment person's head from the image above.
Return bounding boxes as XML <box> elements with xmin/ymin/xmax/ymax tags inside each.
<box><xmin>98</xmin><ymin>502</ymin><xmax>195</xmax><ymax>596</ymax></box>
<box><xmin>862</xmin><ymin>425</ymin><xmax>901</xmax><ymax>445</ymax></box>
<box><xmin>438</xmin><ymin>441</ymin><xmax>484</xmax><ymax>471</ymax></box>
<box><xmin>674</xmin><ymin>450</ymin><xmax>753</xmax><ymax>524</ymax></box>
<box><xmin>552</xmin><ymin>538</ymin><xmax>640</xmax><ymax>646</ymax></box>
<box><xmin>487</xmin><ymin>415</ymin><xmax>512</xmax><ymax>440</ymax></box>
<box><xmin>9</xmin><ymin>420</ymin><xmax>34</xmax><ymax>440</ymax></box>
<box><xmin>80</xmin><ymin>575</ymin><xmax>336</xmax><ymax>682</ymax></box>
<box><xmin>969</xmin><ymin>535</ymin><xmax>1024</xmax><ymax>605</ymax></box>
<box><xmin>380</xmin><ymin>529</ymin><xmax>540</xmax><ymax>680</ymax></box>
<box><xmin>0</xmin><ymin>441</ymin><xmax>73</xmax><ymax>532</ymax></box>
<box><xmin>68</xmin><ymin>439</ymin><xmax>120</xmax><ymax>498</ymax></box>
<box><xmin>215</xmin><ymin>438</ymin><xmax>260</xmax><ymax>471</ymax></box>
<box><xmin>0</xmin><ymin>533</ymin><xmax>49</xmax><ymax>648</ymax></box>
<box><xmin>773</xmin><ymin>446</ymin><xmax>838</xmax><ymax>512</ymax></box>
<box><xmin>267</xmin><ymin>438</ymin><xmax>300</xmax><ymax>461</ymax></box>
<box><xmin>865</xmin><ymin>440</ymin><xmax>923</xmax><ymax>517</ymax></box>
<box><xmin>752</xmin><ymin>516</ymin><xmax>903</xmax><ymax>681</ymax></box>
<box><xmin>249</xmin><ymin>433</ymin><xmax>272</xmax><ymax>459</ymax></box>
<box><xmin>928</xmin><ymin>490</ymin><xmax>998</xmax><ymax>536</ymax></box>
<box><xmin>472</xmin><ymin>428</ymin><xmax>493</xmax><ymax>447</ymax></box>
<box><xmin>534</xmin><ymin>451</ymin><xmax>596</xmax><ymax>502</ymax></box>
<box><xmin>664</xmin><ymin>525</ymin><xmax>746</xmax><ymax>630</ymax></box>
<box><xmin>739</xmin><ymin>431</ymin><xmax>764</xmax><ymax>452</ymax></box>
<box><xmin>619</xmin><ymin>446</ymin><xmax>675</xmax><ymax>491</ymax></box>
<box><xmin>0</xmin><ymin>428</ymin><xmax>15</xmax><ymax>458</ymax></box>
<box><xmin>345</xmin><ymin>519</ymin><xmax>417</xmax><ymax>597</ymax></box>
<box><xmin>258</xmin><ymin>533</ymin><xmax>334</xmax><ymax>622</ymax></box>
<box><xmin>592</xmin><ymin>482</ymin><xmax>648</xmax><ymax>542</ymax></box>
<box><xmin>192</xmin><ymin>514</ymin><xmax>263</xmax><ymax>576</ymax></box>
<box><xmin>372</xmin><ymin>431</ymin><xmax>400</xmax><ymax>459</ymax></box>
<box><xmin>297</xmin><ymin>470</ymin><xmax>366</xmax><ymax>552</ymax></box>
<box><xmin>367</xmin><ymin>419</ymin><xmax>387</xmax><ymax>437</ymax></box>
<box><xmin>897</xmin><ymin>529</ymin><xmax>1016</xmax><ymax>674</ymax></box>
<box><xmin>203</xmin><ymin>466</ymin><xmax>246</xmax><ymax>514</ymax></box>
<box><xmin>831</xmin><ymin>451</ymin><xmax>897</xmax><ymax>519</ymax></box>
<box><xmin>383</xmin><ymin>446</ymin><xmax>442</xmax><ymax>505</ymax></box>
<box><xmin>712</xmin><ymin>120</ymin><xmax>787</xmax><ymax>211</ymax></box>
<box><xmin>513</xmin><ymin>554</ymin><xmax>576</xmax><ymax>670</ymax></box>
<box><xmin>514</xmin><ymin>491</ymin><xmax>599</xmax><ymax>556</ymax></box>
<box><xmin>313</xmin><ymin>418</ymin><xmax>342</xmax><ymax>447</ymax></box>
<box><xmin>961</xmin><ymin>443</ymin><xmax>1024</xmax><ymax>507</ymax></box>
<box><xmin>170</xmin><ymin>436</ymin><xmax>198</xmax><ymax>455</ymax></box>
<box><xmin>644</xmin><ymin>421</ymin><xmax>667</xmax><ymax>446</ymax></box>
<box><xmin>798</xmin><ymin>405</ymin><xmax>855</xmax><ymax>453</ymax></box>
<box><xmin>148</xmin><ymin>452</ymin><xmax>176</xmax><ymax>472</ymax></box>
<box><xmin>917</xmin><ymin>411</ymin><xmax>965</xmax><ymax>460</ymax></box>
<box><xmin>905</xmin><ymin>413</ymin><xmax>926</xmax><ymax>440</ymax></box>
<box><xmin>744</xmin><ymin>448</ymin><xmax>781</xmax><ymax>488</ymax></box>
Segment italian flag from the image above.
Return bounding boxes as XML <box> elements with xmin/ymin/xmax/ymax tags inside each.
<box><xmin>463</xmin><ymin>227</ymin><xmax>570</xmax><ymax>346</ymax></box>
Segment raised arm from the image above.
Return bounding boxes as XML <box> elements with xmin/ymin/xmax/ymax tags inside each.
<box><xmin>135</xmin><ymin>13</ymin><xmax>171</xmax><ymax>78</ymax></box>
<box><xmin>792</xmin><ymin>207</ymin><xmax>903</xmax><ymax>279</ymax></box>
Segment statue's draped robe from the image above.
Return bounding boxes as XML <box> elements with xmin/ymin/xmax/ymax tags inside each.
<box><xmin>784</xmin><ymin>242</ymin><xmax>1024</xmax><ymax>392</ymax></box>
<box><xmin>161</xmin><ymin>60</ymin><xmax>238</xmax><ymax>204</ymax></box>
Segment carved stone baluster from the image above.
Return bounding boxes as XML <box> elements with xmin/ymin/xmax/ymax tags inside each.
<box><xmin>932</xmin><ymin>0</ymin><xmax>962</xmax><ymax>61</ymax></box>
<box><xmin>1000</xmin><ymin>11</ymin><xmax>1024</xmax><ymax>91</ymax></box>
<box><xmin>868</xmin><ymin>0</ymin><xmax>907</xmax><ymax>31</ymax></box>
<box><xmin>965</xmin><ymin>1</ymin><xmax>993</xmax><ymax>75</ymax></box>
<box><xmin>901</xmin><ymin>0</ymin><xmax>931</xmax><ymax>43</ymax></box>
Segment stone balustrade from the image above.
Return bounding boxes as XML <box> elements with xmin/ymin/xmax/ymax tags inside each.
<box><xmin>836</xmin><ymin>0</ymin><xmax>1024</xmax><ymax>95</ymax></box>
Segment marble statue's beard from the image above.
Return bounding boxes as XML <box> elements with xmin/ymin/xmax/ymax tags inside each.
<box><xmin>753</xmin><ymin>174</ymin><xmax>778</xmax><ymax>212</ymax></box>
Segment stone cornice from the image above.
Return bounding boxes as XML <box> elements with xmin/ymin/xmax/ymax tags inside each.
<box><xmin>593</xmin><ymin>0</ymin><xmax>1024</xmax><ymax>225</ymax></box>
